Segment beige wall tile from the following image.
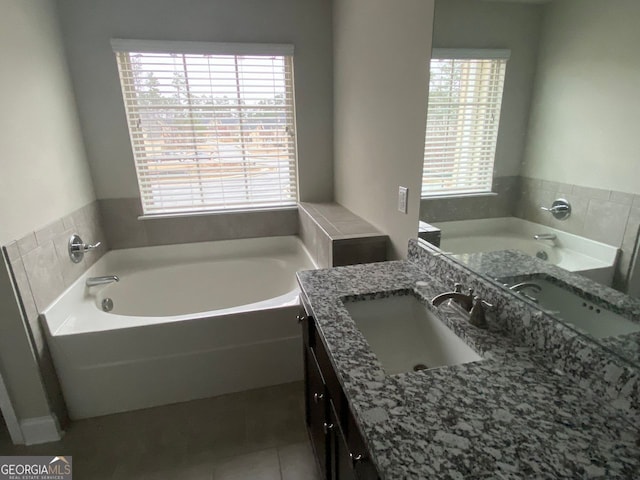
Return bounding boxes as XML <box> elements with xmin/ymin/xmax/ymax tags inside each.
<box><xmin>298</xmin><ymin>209</ymin><xmax>320</xmax><ymax>265</ymax></box>
<box><xmin>614</xmin><ymin>206</ymin><xmax>640</xmax><ymax>291</ymax></box>
<box><xmin>3</xmin><ymin>242</ymin><xmax>20</xmax><ymax>263</ymax></box>
<box><xmin>571</xmin><ymin>184</ymin><xmax>611</xmax><ymax>202</ymax></box>
<box><xmin>610</xmin><ymin>191</ymin><xmax>635</xmax><ymax>206</ymax></box>
<box><xmin>102</xmin><ymin>198</ymin><xmax>298</xmax><ymax>249</ymax></box>
<box><xmin>333</xmin><ymin>237</ymin><xmax>387</xmax><ymax>266</ymax></box>
<box><xmin>17</xmin><ymin>231</ymin><xmax>38</xmax><ymax>256</ymax></box>
<box><xmin>317</xmin><ymin>237</ymin><xmax>332</xmax><ymax>268</ymax></box>
<box><xmin>144</xmin><ymin>215</ymin><xmax>218</xmax><ymax>246</ymax></box>
<box><xmin>22</xmin><ymin>241</ymin><xmax>65</xmax><ymax>311</ymax></box>
<box><xmin>34</xmin><ymin>219</ymin><xmax>65</xmax><ymax>246</ymax></box>
<box><xmin>583</xmin><ymin>200</ymin><xmax>631</xmax><ymax>247</ymax></box>
<box><xmin>53</xmin><ymin>229</ymin><xmax>87</xmax><ymax>287</ymax></box>
<box><xmin>99</xmin><ymin>198</ymin><xmax>148</xmax><ymax>249</ymax></box>
<box><xmin>5</xmin><ymin>254</ymin><xmax>39</xmax><ymax>338</ymax></box>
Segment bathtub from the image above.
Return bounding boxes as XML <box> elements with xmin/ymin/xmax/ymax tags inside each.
<box><xmin>434</xmin><ymin>217</ymin><xmax>619</xmax><ymax>285</ymax></box>
<box><xmin>42</xmin><ymin>236</ymin><xmax>316</xmax><ymax>419</ymax></box>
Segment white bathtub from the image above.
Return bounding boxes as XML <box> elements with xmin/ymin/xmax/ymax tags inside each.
<box><xmin>42</xmin><ymin>236</ymin><xmax>316</xmax><ymax>419</ymax></box>
<box><xmin>434</xmin><ymin>217</ymin><xmax>619</xmax><ymax>285</ymax></box>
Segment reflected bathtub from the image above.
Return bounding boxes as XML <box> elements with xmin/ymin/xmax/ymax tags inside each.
<box><xmin>434</xmin><ymin>217</ymin><xmax>619</xmax><ymax>285</ymax></box>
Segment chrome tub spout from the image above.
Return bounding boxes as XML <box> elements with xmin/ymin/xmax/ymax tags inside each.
<box><xmin>86</xmin><ymin>275</ymin><xmax>119</xmax><ymax>287</ymax></box>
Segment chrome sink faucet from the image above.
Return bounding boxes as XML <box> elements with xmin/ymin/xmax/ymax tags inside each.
<box><xmin>431</xmin><ymin>283</ymin><xmax>474</xmax><ymax>311</ymax></box>
<box><xmin>431</xmin><ymin>283</ymin><xmax>492</xmax><ymax>328</ymax></box>
<box><xmin>86</xmin><ymin>275</ymin><xmax>119</xmax><ymax>287</ymax></box>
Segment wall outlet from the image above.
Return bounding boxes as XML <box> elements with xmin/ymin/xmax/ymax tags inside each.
<box><xmin>398</xmin><ymin>186</ymin><xmax>408</xmax><ymax>214</ymax></box>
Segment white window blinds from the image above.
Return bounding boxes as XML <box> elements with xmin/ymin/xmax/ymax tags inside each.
<box><xmin>422</xmin><ymin>49</ymin><xmax>509</xmax><ymax>197</ymax></box>
<box><xmin>112</xmin><ymin>40</ymin><xmax>298</xmax><ymax>215</ymax></box>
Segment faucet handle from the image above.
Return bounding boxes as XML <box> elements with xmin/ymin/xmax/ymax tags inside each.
<box><xmin>469</xmin><ymin>296</ymin><xmax>492</xmax><ymax>329</ymax></box>
<box><xmin>453</xmin><ymin>283</ymin><xmax>463</xmax><ymax>293</ymax></box>
<box><xmin>479</xmin><ymin>298</ymin><xmax>493</xmax><ymax>309</ymax></box>
<box><xmin>68</xmin><ymin>234</ymin><xmax>102</xmax><ymax>263</ymax></box>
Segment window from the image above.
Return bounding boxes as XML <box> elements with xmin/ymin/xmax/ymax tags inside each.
<box><xmin>422</xmin><ymin>49</ymin><xmax>509</xmax><ymax>197</ymax></box>
<box><xmin>112</xmin><ymin>40</ymin><xmax>298</xmax><ymax>215</ymax></box>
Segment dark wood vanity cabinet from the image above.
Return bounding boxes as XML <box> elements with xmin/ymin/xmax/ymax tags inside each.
<box><xmin>300</xmin><ymin>310</ymin><xmax>379</xmax><ymax>480</ymax></box>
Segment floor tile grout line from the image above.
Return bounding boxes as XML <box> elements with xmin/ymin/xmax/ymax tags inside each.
<box><xmin>276</xmin><ymin>444</ymin><xmax>285</xmax><ymax>480</ymax></box>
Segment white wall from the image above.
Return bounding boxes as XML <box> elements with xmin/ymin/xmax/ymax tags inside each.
<box><xmin>522</xmin><ymin>0</ymin><xmax>640</xmax><ymax>194</ymax></box>
<box><xmin>0</xmin><ymin>0</ymin><xmax>95</xmax><ymax>246</ymax></box>
<box><xmin>433</xmin><ymin>0</ymin><xmax>543</xmax><ymax>178</ymax></box>
<box><xmin>55</xmin><ymin>0</ymin><xmax>334</xmax><ymax>203</ymax></box>
<box><xmin>333</xmin><ymin>0</ymin><xmax>435</xmax><ymax>259</ymax></box>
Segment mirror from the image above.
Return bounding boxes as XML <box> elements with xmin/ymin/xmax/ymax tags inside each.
<box><xmin>418</xmin><ymin>0</ymin><xmax>640</xmax><ymax>366</ymax></box>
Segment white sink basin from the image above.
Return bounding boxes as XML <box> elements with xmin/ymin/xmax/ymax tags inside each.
<box><xmin>344</xmin><ymin>295</ymin><xmax>482</xmax><ymax>375</ymax></box>
<box><xmin>508</xmin><ymin>278</ymin><xmax>640</xmax><ymax>339</ymax></box>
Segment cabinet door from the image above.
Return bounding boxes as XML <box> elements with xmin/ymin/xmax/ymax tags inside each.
<box><xmin>346</xmin><ymin>412</ymin><xmax>378</xmax><ymax>480</ymax></box>
<box><xmin>305</xmin><ymin>345</ymin><xmax>328</xmax><ymax>478</ymax></box>
<box><xmin>329</xmin><ymin>400</ymin><xmax>357</xmax><ymax>480</ymax></box>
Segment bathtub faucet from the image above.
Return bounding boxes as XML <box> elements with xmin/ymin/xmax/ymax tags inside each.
<box><xmin>86</xmin><ymin>275</ymin><xmax>119</xmax><ymax>287</ymax></box>
<box><xmin>534</xmin><ymin>233</ymin><xmax>556</xmax><ymax>241</ymax></box>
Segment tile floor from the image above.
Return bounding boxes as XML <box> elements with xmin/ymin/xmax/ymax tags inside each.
<box><xmin>0</xmin><ymin>381</ymin><xmax>320</xmax><ymax>479</ymax></box>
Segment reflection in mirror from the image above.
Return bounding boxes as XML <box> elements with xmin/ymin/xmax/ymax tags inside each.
<box><xmin>417</xmin><ymin>0</ymin><xmax>640</xmax><ymax>366</ymax></box>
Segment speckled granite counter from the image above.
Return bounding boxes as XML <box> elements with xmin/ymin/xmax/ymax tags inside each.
<box><xmin>296</xmin><ymin>253</ymin><xmax>640</xmax><ymax>479</ymax></box>
<box><xmin>451</xmin><ymin>249</ymin><xmax>640</xmax><ymax>365</ymax></box>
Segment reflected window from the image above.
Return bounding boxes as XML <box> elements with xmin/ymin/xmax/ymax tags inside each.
<box><xmin>422</xmin><ymin>49</ymin><xmax>509</xmax><ymax>197</ymax></box>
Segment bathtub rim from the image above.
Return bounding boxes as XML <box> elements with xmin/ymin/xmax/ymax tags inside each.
<box><xmin>42</xmin><ymin>235</ymin><xmax>316</xmax><ymax>337</ymax></box>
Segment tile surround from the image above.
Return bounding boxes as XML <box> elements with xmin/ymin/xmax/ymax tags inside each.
<box><xmin>420</xmin><ymin>174</ymin><xmax>640</xmax><ymax>293</ymax></box>
<box><xmin>419</xmin><ymin>175</ymin><xmax>520</xmax><ymax>223</ymax></box>
<box><xmin>517</xmin><ymin>177</ymin><xmax>640</xmax><ymax>292</ymax></box>
<box><xmin>99</xmin><ymin>197</ymin><xmax>299</xmax><ymax>249</ymax></box>
<box><xmin>5</xmin><ymin>201</ymin><xmax>108</xmax><ymax>312</ymax></box>
<box><xmin>298</xmin><ymin>202</ymin><xmax>388</xmax><ymax>267</ymax></box>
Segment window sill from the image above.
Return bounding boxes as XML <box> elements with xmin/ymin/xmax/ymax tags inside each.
<box><xmin>421</xmin><ymin>192</ymin><xmax>498</xmax><ymax>201</ymax></box>
<box><xmin>137</xmin><ymin>205</ymin><xmax>298</xmax><ymax>221</ymax></box>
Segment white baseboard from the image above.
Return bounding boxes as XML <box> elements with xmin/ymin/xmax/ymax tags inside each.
<box><xmin>20</xmin><ymin>415</ymin><xmax>62</xmax><ymax>445</ymax></box>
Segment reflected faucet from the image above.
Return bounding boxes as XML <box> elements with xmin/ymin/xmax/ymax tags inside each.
<box><xmin>508</xmin><ymin>281</ymin><xmax>541</xmax><ymax>303</ymax></box>
<box><xmin>509</xmin><ymin>282</ymin><xmax>542</xmax><ymax>294</ymax></box>
<box><xmin>86</xmin><ymin>275</ymin><xmax>119</xmax><ymax>287</ymax></box>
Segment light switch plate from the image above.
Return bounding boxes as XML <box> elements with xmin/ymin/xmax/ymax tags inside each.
<box><xmin>398</xmin><ymin>186</ymin><xmax>408</xmax><ymax>214</ymax></box>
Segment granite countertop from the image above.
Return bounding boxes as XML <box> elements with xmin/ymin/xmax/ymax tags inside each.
<box><xmin>452</xmin><ymin>249</ymin><xmax>640</xmax><ymax>364</ymax></box>
<box><xmin>296</xmin><ymin>260</ymin><xmax>640</xmax><ymax>479</ymax></box>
